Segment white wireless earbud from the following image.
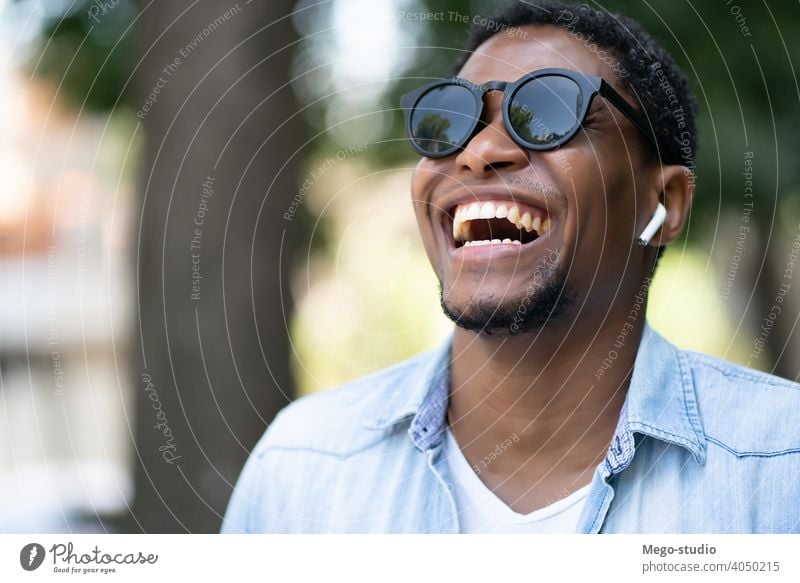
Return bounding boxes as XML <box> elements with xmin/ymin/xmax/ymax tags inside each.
<box><xmin>637</xmin><ymin>202</ymin><xmax>667</xmax><ymax>246</ymax></box>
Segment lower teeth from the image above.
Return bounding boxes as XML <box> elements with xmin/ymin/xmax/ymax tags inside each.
<box><xmin>463</xmin><ymin>239</ymin><xmax>522</xmax><ymax>247</ymax></box>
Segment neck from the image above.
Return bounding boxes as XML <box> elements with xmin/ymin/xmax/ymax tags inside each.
<box><xmin>447</xmin><ymin>304</ymin><xmax>647</xmax><ymax>482</ymax></box>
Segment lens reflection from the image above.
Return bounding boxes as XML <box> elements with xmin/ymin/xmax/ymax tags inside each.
<box><xmin>410</xmin><ymin>84</ymin><xmax>476</xmax><ymax>154</ymax></box>
<box><xmin>509</xmin><ymin>76</ymin><xmax>582</xmax><ymax>146</ymax></box>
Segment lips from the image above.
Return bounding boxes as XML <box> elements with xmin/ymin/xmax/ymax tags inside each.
<box><xmin>451</xmin><ymin>199</ymin><xmax>551</xmax><ymax>247</ymax></box>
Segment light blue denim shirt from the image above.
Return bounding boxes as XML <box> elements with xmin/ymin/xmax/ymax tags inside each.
<box><xmin>221</xmin><ymin>320</ymin><xmax>800</xmax><ymax>533</ymax></box>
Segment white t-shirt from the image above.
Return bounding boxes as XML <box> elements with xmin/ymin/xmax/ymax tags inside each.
<box><xmin>442</xmin><ymin>427</ymin><xmax>591</xmax><ymax>533</ymax></box>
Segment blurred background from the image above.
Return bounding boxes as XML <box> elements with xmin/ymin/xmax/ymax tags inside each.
<box><xmin>0</xmin><ymin>0</ymin><xmax>797</xmax><ymax>532</ymax></box>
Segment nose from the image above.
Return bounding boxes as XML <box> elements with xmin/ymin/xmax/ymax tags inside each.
<box><xmin>454</xmin><ymin>90</ymin><xmax>530</xmax><ymax>177</ymax></box>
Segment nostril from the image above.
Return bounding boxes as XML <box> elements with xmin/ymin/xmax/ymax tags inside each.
<box><xmin>485</xmin><ymin>161</ymin><xmax>515</xmax><ymax>173</ymax></box>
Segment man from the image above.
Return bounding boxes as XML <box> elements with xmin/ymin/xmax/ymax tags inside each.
<box><xmin>222</xmin><ymin>1</ymin><xmax>800</xmax><ymax>533</ymax></box>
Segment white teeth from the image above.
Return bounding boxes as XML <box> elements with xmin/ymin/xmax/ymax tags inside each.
<box><xmin>452</xmin><ymin>199</ymin><xmax>551</xmax><ymax>244</ymax></box>
<box><xmin>480</xmin><ymin>202</ymin><xmax>496</xmax><ymax>219</ymax></box>
<box><xmin>506</xmin><ymin>205</ymin><xmax>519</xmax><ymax>225</ymax></box>
<box><xmin>463</xmin><ymin>239</ymin><xmax>520</xmax><ymax>247</ymax></box>
<box><xmin>452</xmin><ymin>221</ymin><xmax>476</xmax><ymax>241</ymax></box>
<box><xmin>521</xmin><ymin>212</ymin><xmax>533</xmax><ymax>232</ymax></box>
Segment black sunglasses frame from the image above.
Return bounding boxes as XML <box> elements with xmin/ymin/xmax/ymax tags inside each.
<box><xmin>400</xmin><ymin>67</ymin><xmax>656</xmax><ymax>159</ymax></box>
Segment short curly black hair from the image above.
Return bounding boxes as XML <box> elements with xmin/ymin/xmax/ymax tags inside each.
<box><xmin>452</xmin><ymin>0</ymin><xmax>698</xmax><ymax>167</ymax></box>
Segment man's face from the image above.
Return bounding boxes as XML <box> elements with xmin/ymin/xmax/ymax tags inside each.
<box><xmin>410</xmin><ymin>25</ymin><xmax>654</xmax><ymax>335</ymax></box>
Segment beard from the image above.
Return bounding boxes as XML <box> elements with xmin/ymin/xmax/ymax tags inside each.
<box><xmin>438</xmin><ymin>253</ymin><xmax>576</xmax><ymax>336</ymax></box>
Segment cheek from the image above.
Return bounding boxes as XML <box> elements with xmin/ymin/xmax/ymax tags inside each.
<box><xmin>410</xmin><ymin>159</ymin><xmax>439</xmax><ymax>201</ymax></box>
<box><xmin>537</xmin><ymin>148</ymin><xmax>604</xmax><ymax>252</ymax></box>
<box><xmin>574</xmin><ymin>157</ymin><xmax>640</xmax><ymax>254</ymax></box>
<box><xmin>410</xmin><ymin>169</ymin><xmax>434</xmax><ymax>235</ymax></box>
<box><xmin>548</xmin><ymin>146</ymin><xmax>641</xmax><ymax>257</ymax></box>
<box><xmin>410</xmin><ymin>161</ymin><xmax>445</xmax><ymax>267</ymax></box>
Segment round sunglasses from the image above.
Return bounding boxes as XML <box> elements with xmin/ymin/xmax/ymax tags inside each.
<box><xmin>400</xmin><ymin>67</ymin><xmax>655</xmax><ymax>158</ymax></box>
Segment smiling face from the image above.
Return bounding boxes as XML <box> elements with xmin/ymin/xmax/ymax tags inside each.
<box><xmin>411</xmin><ymin>25</ymin><xmax>660</xmax><ymax>336</ymax></box>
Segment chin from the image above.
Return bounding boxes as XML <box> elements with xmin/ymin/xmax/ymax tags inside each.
<box><xmin>439</xmin><ymin>274</ymin><xmax>576</xmax><ymax>337</ymax></box>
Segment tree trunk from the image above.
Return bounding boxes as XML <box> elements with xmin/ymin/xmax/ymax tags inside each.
<box><xmin>129</xmin><ymin>0</ymin><xmax>300</xmax><ymax>532</ymax></box>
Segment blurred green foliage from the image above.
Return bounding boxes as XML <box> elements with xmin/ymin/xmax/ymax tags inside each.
<box><xmin>24</xmin><ymin>0</ymin><xmax>136</xmax><ymax>111</ymax></box>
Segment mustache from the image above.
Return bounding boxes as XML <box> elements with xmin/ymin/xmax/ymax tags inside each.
<box><xmin>439</xmin><ymin>174</ymin><xmax>564</xmax><ymax>204</ymax></box>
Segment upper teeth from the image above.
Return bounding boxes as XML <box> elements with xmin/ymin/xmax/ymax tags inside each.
<box><xmin>452</xmin><ymin>200</ymin><xmax>551</xmax><ymax>242</ymax></box>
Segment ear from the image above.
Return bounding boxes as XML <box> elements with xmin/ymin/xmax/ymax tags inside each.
<box><xmin>642</xmin><ymin>165</ymin><xmax>694</xmax><ymax>247</ymax></box>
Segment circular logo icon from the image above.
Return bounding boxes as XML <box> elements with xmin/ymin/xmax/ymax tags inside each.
<box><xmin>20</xmin><ymin>543</ymin><xmax>46</xmax><ymax>571</ymax></box>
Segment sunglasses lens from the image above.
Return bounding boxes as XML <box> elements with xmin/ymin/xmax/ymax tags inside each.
<box><xmin>508</xmin><ymin>76</ymin><xmax>583</xmax><ymax>146</ymax></box>
<box><xmin>409</xmin><ymin>84</ymin><xmax>476</xmax><ymax>155</ymax></box>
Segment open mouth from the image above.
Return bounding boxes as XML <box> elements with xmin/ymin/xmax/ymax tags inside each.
<box><xmin>449</xmin><ymin>199</ymin><xmax>551</xmax><ymax>248</ymax></box>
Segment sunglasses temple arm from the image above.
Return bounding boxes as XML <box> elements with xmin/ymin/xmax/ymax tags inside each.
<box><xmin>600</xmin><ymin>83</ymin><xmax>658</xmax><ymax>149</ymax></box>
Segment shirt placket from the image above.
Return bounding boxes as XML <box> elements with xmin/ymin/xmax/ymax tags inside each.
<box><xmin>580</xmin><ymin>398</ymin><xmax>637</xmax><ymax>533</ymax></box>
<box><xmin>412</xmin><ymin>366</ymin><xmax>637</xmax><ymax>534</ymax></box>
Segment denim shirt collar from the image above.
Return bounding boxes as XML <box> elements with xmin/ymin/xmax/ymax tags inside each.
<box><xmin>364</xmin><ymin>320</ymin><xmax>707</xmax><ymax>470</ymax></box>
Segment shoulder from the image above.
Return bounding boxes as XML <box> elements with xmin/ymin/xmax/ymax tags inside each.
<box><xmin>684</xmin><ymin>348</ymin><xmax>800</xmax><ymax>396</ymax></box>
<box><xmin>682</xmin><ymin>348</ymin><xmax>800</xmax><ymax>456</ymax></box>
<box><xmin>252</xmin><ymin>349</ymin><xmax>436</xmax><ymax>458</ymax></box>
